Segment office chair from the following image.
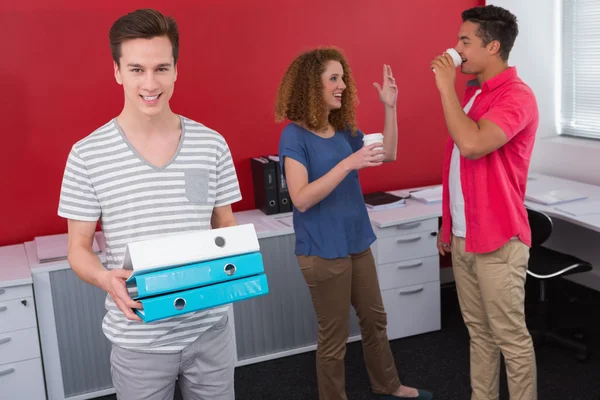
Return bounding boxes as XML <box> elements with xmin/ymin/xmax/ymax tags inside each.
<box><xmin>526</xmin><ymin>207</ymin><xmax>593</xmax><ymax>362</ymax></box>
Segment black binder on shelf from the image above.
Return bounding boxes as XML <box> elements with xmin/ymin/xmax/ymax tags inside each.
<box><xmin>251</xmin><ymin>157</ymin><xmax>279</xmax><ymax>215</ymax></box>
<box><xmin>267</xmin><ymin>155</ymin><xmax>293</xmax><ymax>213</ymax></box>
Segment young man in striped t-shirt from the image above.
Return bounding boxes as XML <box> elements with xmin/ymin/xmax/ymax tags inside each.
<box><xmin>58</xmin><ymin>9</ymin><xmax>241</xmax><ymax>399</ymax></box>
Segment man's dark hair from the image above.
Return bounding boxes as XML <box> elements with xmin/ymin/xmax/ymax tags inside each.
<box><xmin>462</xmin><ymin>5</ymin><xmax>518</xmax><ymax>61</ymax></box>
<box><xmin>109</xmin><ymin>9</ymin><xmax>179</xmax><ymax>66</ymax></box>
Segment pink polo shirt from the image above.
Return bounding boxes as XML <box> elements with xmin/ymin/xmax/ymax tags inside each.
<box><xmin>441</xmin><ymin>67</ymin><xmax>539</xmax><ymax>253</ymax></box>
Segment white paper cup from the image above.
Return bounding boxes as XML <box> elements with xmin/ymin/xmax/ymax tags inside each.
<box><xmin>433</xmin><ymin>48</ymin><xmax>463</xmax><ymax>73</ymax></box>
<box><xmin>446</xmin><ymin>48</ymin><xmax>463</xmax><ymax>67</ymax></box>
<box><xmin>363</xmin><ymin>133</ymin><xmax>384</xmax><ymax>148</ymax></box>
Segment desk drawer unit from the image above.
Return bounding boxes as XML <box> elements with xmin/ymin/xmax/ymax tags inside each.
<box><xmin>0</xmin><ymin>328</ymin><xmax>41</xmax><ymax>365</ymax></box>
<box><xmin>377</xmin><ymin>231</ymin><xmax>438</xmax><ymax>265</ymax></box>
<box><xmin>0</xmin><ymin>358</ymin><xmax>46</xmax><ymax>399</ymax></box>
<box><xmin>377</xmin><ymin>255</ymin><xmax>439</xmax><ymax>291</ymax></box>
<box><xmin>0</xmin><ymin>296</ymin><xmax>37</xmax><ymax>334</ymax></box>
<box><xmin>372</xmin><ymin>218</ymin><xmax>438</xmax><ymax>239</ymax></box>
<box><xmin>383</xmin><ymin>281</ymin><xmax>441</xmax><ymax>340</ymax></box>
<box><xmin>0</xmin><ymin>328</ymin><xmax>40</xmax><ymax>366</ymax></box>
<box><xmin>0</xmin><ymin>285</ymin><xmax>33</xmax><ymax>302</ymax></box>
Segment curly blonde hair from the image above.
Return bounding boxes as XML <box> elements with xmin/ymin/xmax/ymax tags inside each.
<box><xmin>275</xmin><ymin>47</ymin><xmax>358</xmax><ymax>135</ymax></box>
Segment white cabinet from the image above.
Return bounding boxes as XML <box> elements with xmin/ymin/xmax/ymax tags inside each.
<box><xmin>0</xmin><ymin>358</ymin><xmax>46</xmax><ymax>400</ymax></box>
<box><xmin>0</xmin><ymin>328</ymin><xmax>42</xmax><ymax>364</ymax></box>
<box><xmin>0</xmin><ymin>296</ymin><xmax>37</xmax><ymax>332</ymax></box>
<box><xmin>377</xmin><ymin>255</ymin><xmax>439</xmax><ymax>290</ymax></box>
<box><xmin>377</xmin><ymin>231</ymin><xmax>438</xmax><ymax>265</ymax></box>
<box><xmin>13</xmin><ymin>205</ymin><xmax>442</xmax><ymax>399</ymax></box>
<box><xmin>372</xmin><ymin>217</ymin><xmax>441</xmax><ymax>340</ymax></box>
<box><xmin>382</xmin><ymin>281</ymin><xmax>441</xmax><ymax>339</ymax></box>
<box><xmin>0</xmin><ymin>244</ymin><xmax>46</xmax><ymax>400</ymax></box>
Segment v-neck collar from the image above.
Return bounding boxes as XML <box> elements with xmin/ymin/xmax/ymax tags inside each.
<box><xmin>114</xmin><ymin>115</ymin><xmax>186</xmax><ymax>172</ymax></box>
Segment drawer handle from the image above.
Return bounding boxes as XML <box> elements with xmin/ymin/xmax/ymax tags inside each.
<box><xmin>0</xmin><ymin>289</ymin><xmax>5</xmax><ymax>296</ymax></box>
<box><xmin>0</xmin><ymin>306</ymin><xmax>6</xmax><ymax>313</ymax></box>
<box><xmin>0</xmin><ymin>368</ymin><xmax>15</xmax><ymax>377</ymax></box>
<box><xmin>396</xmin><ymin>235</ymin><xmax>422</xmax><ymax>244</ymax></box>
<box><xmin>397</xmin><ymin>261</ymin><xmax>423</xmax><ymax>270</ymax></box>
<box><xmin>396</xmin><ymin>222</ymin><xmax>421</xmax><ymax>230</ymax></box>
<box><xmin>0</xmin><ymin>337</ymin><xmax>11</xmax><ymax>345</ymax></box>
<box><xmin>398</xmin><ymin>286</ymin><xmax>424</xmax><ymax>295</ymax></box>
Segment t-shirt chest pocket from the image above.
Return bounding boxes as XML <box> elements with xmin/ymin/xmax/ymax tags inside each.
<box><xmin>184</xmin><ymin>170</ymin><xmax>213</xmax><ymax>204</ymax></box>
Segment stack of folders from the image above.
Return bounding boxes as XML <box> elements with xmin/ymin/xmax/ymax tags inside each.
<box><xmin>123</xmin><ymin>224</ymin><xmax>269</xmax><ymax>323</ymax></box>
<box><xmin>363</xmin><ymin>191</ymin><xmax>406</xmax><ymax>211</ymax></box>
<box><xmin>251</xmin><ymin>155</ymin><xmax>292</xmax><ymax>215</ymax></box>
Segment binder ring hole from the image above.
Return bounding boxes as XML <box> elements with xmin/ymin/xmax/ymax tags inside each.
<box><xmin>269</xmin><ymin>200</ymin><xmax>276</xmax><ymax>207</ymax></box>
<box><xmin>282</xmin><ymin>198</ymin><xmax>288</xmax><ymax>204</ymax></box>
<box><xmin>174</xmin><ymin>298</ymin><xmax>186</xmax><ymax>310</ymax></box>
<box><xmin>224</xmin><ymin>263</ymin><xmax>236</xmax><ymax>276</ymax></box>
<box><xmin>214</xmin><ymin>236</ymin><xmax>226</xmax><ymax>248</ymax></box>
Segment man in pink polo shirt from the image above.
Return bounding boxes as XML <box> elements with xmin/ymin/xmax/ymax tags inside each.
<box><xmin>431</xmin><ymin>5</ymin><xmax>538</xmax><ymax>400</ymax></box>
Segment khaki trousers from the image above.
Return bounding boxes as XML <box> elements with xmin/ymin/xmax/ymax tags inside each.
<box><xmin>297</xmin><ymin>248</ymin><xmax>401</xmax><ymax>400</ymax></box>
<box><xmin>452</xmin><ymin>236</ymin><xmax>537</xmax><ymax>400</ymax></box>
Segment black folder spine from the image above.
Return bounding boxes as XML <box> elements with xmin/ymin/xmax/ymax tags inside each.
<box><xmin>251</xmin><ymin>158</ymin><xmax>279</xmax><ymax>215</ymax></box>
<box><xmin>270</xmin><ymin>156</ymin><xmax>292</xmax><ymax>213</ymax></box>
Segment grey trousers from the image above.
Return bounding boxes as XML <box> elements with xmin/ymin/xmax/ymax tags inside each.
<box><xmin>110</xmin><ymin>315</ymin><xmax>235</xmax><ymax>400</ymax></box>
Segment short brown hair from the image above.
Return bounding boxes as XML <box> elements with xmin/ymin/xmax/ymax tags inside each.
<box><xmin>275</xmin><ymin>47</ymin><xmax>358</xmax><ymax>135</ymax></box>
<box><xmin>109</xmin><ymin>9</ymin><xmax>179</xmax><ymax>66</ymax></box>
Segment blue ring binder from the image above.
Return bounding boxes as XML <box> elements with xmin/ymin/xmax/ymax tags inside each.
<box><xmin>129</xmin><ymin>251</ymin><xmax>269</xmax><ymax>323</ymax></box>
<box><xmin>136</xmin><ymin>274</ymin><xmax>269</xmax><ymax>323</ymax></box>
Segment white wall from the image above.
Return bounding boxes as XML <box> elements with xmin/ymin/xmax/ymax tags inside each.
<box><xmin>488</xmin><ymin>0</ymin><xmax>600</xmax><ymax>290</ymax></box>
<box><xmin>487</xmin><ymin>0</ymin><xmax>600</xmax><ymax>181</ymax></box>
<box><xmin>487</xmin><ymin>0</ymin><xmax>558</xmax><ymax>140</ymax></box>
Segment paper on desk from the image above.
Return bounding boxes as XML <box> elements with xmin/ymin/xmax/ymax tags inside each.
<box><xmin>254</xmin><ymin>216</ymin><xmax>292</xmax><ymax>231</ymax></box>
<box><xmin>525</xmin><ymin>189</ymin><xmax>587</xmax><ymax>205</ymax></box>
<box><xmin>273</xmin><ymin>214</ymin><xmax>294</xmax><ymax>227</ymax></box>
<box><xmin>409</xmin><ymin>186</ymin><xmax>442</xmax><ymax>204</ymax></box>
<box><xmin>35</xmin><ymin>233</ymin><xmax>100</xmax><ymax>262</ymax></box>
<box><xmin>554</xmin><ymin>201</ymin><xmax>600</xmax><ymax>216</ymax></box>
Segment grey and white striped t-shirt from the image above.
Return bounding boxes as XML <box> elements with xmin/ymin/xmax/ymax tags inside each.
<box><xmin>58</xmin><ymin>115</ymin><xmax>242</xmax><ymax>353</ymax></box>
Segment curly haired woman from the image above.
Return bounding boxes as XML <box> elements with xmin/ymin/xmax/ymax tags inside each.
<box><xmin>275</xmin><ymin>47</ymin><xmax>433</xmax><ymax>400</ymax></box>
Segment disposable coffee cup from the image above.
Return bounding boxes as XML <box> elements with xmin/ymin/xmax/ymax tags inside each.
<box><xmin>363</xmin><ymin>133</ymin><xmax>384</xmax><ymax>148</ymax></box>
<box><xmin>446</xmin><ymin>48</ymin><xmax>462</xmax><ymax>67</ymax></box>
<box><xmin>432</xmin><ymin>48</ymin><xmax>462</xmax><ymax>73</ymax></box>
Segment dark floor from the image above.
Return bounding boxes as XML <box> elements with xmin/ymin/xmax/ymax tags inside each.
<box><xmin>99</xmin><ymin>278</ymin><xmax>600</xmax><ymax>400</ymax></box>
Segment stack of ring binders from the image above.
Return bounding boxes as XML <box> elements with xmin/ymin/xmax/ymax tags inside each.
<box><xmin>122</xmin><ymin>224</ymin><xmax>269</xmax><ymax>323</ymax></box>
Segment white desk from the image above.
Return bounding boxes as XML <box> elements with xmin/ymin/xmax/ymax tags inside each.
<box><xmin>526</xmin><ymin>173</ymin><xmax>600</xmax><ymax>233</ymax></box>
<box><xmin>25</xmin><ymin>232</ymin><xmax>113</xmax><ymax>400</ymax></box>
<box><xmin>525</xmin><ymin>173</ymin><xmax>600</xmax><ymax>290</ymax></box>
<box><xmin>14</xmin><ymin>172</ymin><xmax>600</xmax><ymax>400</ymax></box>
<box><xmin>234</xmin><ymin>191</ymin><xmax>443</xmax><ymax>237</ymax></box>
<box><xmin>0</xmin><ymin>245</ymin><xmax>46</xmax><ymax>400</ymax></box>
<box><xmin>21</xmin><ymin>187</ymin><xmax>443</xmax><ymax>400</ymax></box>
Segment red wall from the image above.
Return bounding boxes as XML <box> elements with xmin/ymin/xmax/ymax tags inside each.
<box><xmin>0</xmin><ymin>0</ymin><xmax>482</xmax><ymax>247</ymax></box>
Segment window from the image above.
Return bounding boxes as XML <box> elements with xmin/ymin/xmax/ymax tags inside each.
<box><xmin>561</xmin><ymin>0</ymin><xmax>600</xmax><ymax>139</ymax></box>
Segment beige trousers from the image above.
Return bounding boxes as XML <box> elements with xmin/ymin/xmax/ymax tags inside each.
<box><xmin>451</xmin><ymin>236</ymin><xmax>537</xmax><ymax>400</ymax></box>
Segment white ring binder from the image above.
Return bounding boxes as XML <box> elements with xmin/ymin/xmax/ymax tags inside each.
<box><xmin>214</xmin><ymin>236</ymin><xmax>226</xmax><ymax>247</ymax></box>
